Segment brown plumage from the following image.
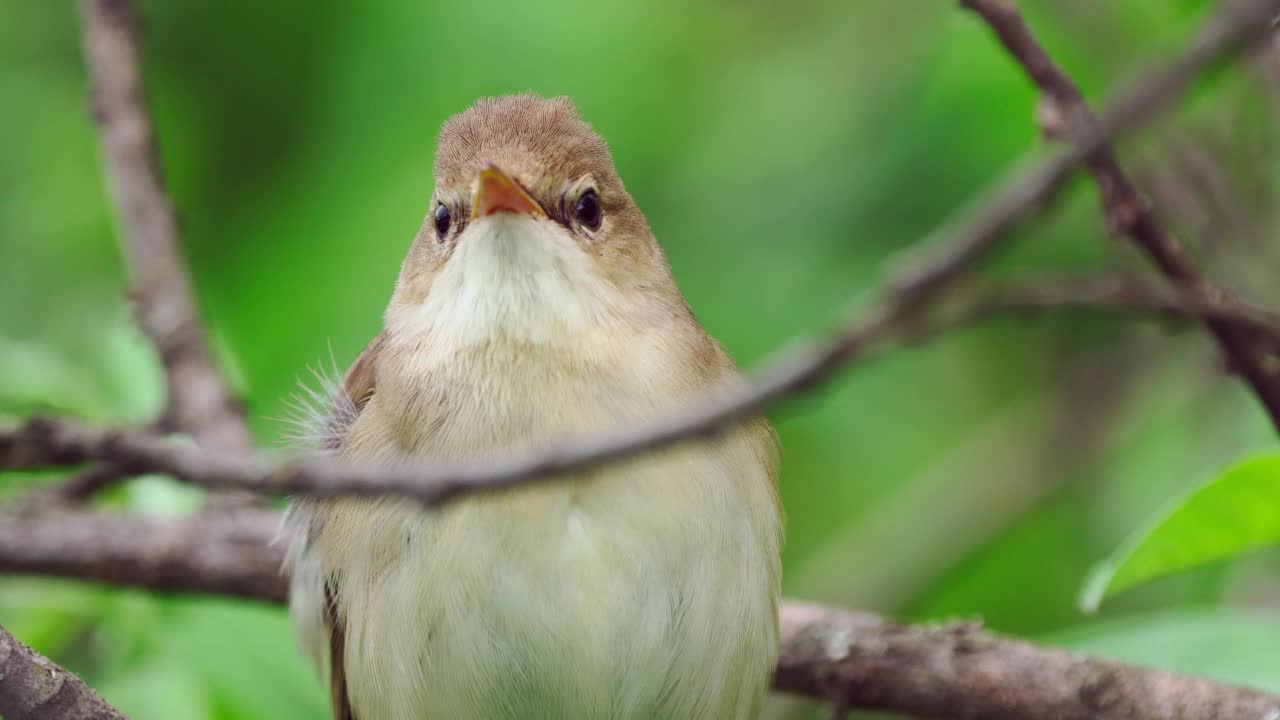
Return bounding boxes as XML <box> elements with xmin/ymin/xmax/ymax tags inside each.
<box><xmin>434</xmin><ymin>96</ymin><xmax>612</xmax><ymax>190</ymax></box>
<box><xmin>285</xmin><ymin>94</ymin><xmax>782</xmax><ymax>720</ymax></box>
<box><xmin>324</xmin><ymin>581</ymin><xmax>354</xmax><ymax>720</ymax></box>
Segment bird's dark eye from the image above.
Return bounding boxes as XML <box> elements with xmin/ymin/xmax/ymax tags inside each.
<box><xmin>574</xmin><ymin>189</ymin><xmax>602</xmax><ymax>232</ymax></box>
<box><xmin>433</xmin><ymin>204</ymin><xmax>452</xmax><ymax>238</ymax></box>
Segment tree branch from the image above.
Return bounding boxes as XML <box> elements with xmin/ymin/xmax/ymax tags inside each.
<box><xmin>0</xmin><ymin>507</ymin><xmax>286</xmax><ymax>603</ymax></box>
<box><xmin>776</xmin><ymin>602</ymin><xmax>1280</xmax><ymax>720</ymax></box>
<box><xmin>0</xmin><ymin>620</ymin><xmax>127</xmax><ymax>720</ymax></box>
<box><xmin>960</xmin><ymin>0</ymin><xmax>1280</xmax><ymax>429</ymax></box>
<box><xmin>43</xmin><ymin>463</ymin><xmax>133</xmax><ymax>503</ymax></box>
<box><xmin>2</xmin><ymin>507</ymin><xmax>1277</xmax><ymax>720</ymax></box>
<box><xmin>3</xmin><ymin>274</ymin><xmax>1277</xmax><ymax>506</ymax></box>
<box><xmin>946</xmin><ymin>276</ymin><xmax>1280</xmax><ymax>354</ymax></box>
<box><xmin>80</xmin><ymin>0</ymin><xmax>252</xmax><ymax>457</ymax></box>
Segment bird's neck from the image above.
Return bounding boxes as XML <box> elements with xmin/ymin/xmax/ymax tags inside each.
<box><xmin>388</xmin><ymin>219</ymin><xmax>626</xmax><ymax>347</ymax></box>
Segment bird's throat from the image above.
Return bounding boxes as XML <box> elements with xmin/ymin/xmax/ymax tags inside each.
<box><xmin>391</xmin><ymin>216</ymin><xmax>613</xmax><ymax>349</ymax></box>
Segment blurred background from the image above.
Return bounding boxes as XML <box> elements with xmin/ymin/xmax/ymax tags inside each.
<box><xmin>2</xmin><ymin>1</ymin><xmax>1279</xmax><ymax>718</ymax></box>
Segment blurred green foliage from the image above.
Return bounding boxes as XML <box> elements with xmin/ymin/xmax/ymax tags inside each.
<box><xmin>2</xmin><ymin>1</ymin><xmax>1279</xmax><ymax>718</ymax></box>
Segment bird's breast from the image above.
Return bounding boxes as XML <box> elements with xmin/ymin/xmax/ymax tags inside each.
<box><xmin>292</xmin><ymin>333</ymin><xmax>780</xmax><ymax>720</ymax></box>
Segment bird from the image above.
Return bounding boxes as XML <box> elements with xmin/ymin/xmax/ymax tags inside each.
<box><xmin>283</xmin><ymin>94</ymin><xmax>782</xmax><ymax>720</ymax></box>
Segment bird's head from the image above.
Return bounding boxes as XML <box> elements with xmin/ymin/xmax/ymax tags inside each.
<box><xmin>386</xmin><ymin>95</ymin><xmax>687</xmax><ymax>347</ymax></box>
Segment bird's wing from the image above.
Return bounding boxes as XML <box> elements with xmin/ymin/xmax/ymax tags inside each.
<box><xmin>321</xmin><ymin>330</ymin><xmax>385</xmax><ymax>450</ymax></box>
<box><xmin>323</xmin><ymin>331</ymin><xmax>386</xmax><ymax>720</ymax></box>
<box><xmin>325</xmin><ymin>580</ymin><xmax>354</xmax><ymax>720</ymax></box>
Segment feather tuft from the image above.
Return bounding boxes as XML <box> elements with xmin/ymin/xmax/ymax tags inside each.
<box><xmin>271</xmin><ymin>344</ymin><xmax>359</xmax><ymax>453</ymax></box>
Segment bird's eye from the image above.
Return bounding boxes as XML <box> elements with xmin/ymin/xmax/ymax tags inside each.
<box><xmin>573</xmin><ymin>189</ymin><xmax>602</xmax><ymax>232</ymax></box>
<box><xmin>433</xmin><ymin>204</ymin><xmax>452</xmax><ymax>238</ymax></box>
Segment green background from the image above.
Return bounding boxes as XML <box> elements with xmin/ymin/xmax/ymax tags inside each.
<box><xmin>2</xmin><ymin>1</ymin><xmax>1279</xmax><ymax>718</ymax></box>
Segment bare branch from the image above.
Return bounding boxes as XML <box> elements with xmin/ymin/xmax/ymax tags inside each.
<box><xmin>947</xmin><ymin>276</ymin><xmax>1280</xmax><ymax>354</ymax></box>
<box><xmin>0</xmin><ymin>507</ymin><xmax>286</xmax><ymax>603</ymax></box>
<box><xmin>79</xmin><ymin>0</ymin><xmax>252</xmax><ymax>457</ymax></box>
<box><xmin>43</xmin><ymin>464</ymin><xmax>133</xmax><ymax>503</ymax></box>
<box><xmin>0</xmin><ymin>621</ymin><xmax>127</xmax><ymax>720</ymax></box>
<box><xmin>26</xmin><ymin>420</ymin><xmax>181</xmax><ymax>505</ymax></box>
<box><xmin>961</xmin><ymin>0</ymin><xmax>1280</xmax><ymax>429</ymax></box>
<box><xmin>3</xmin><ymin>274</ymin><xmax>1276</xmax><ymax>506</ymax></box>
<box><xmin>2</xmin><ymin>508</ymin><xmax>1278</xmax><ymax>720</ymax></box>
<box><xmin>776</xmin><ymin>602</ymin><xmax>1280</xmax><ymax>720</ymax></box>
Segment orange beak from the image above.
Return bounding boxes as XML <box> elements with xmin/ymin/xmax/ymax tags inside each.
<box><xmin>470</xmin><ymin>164</ymin><xmax>545</xmax><ymax>220</ymax></box>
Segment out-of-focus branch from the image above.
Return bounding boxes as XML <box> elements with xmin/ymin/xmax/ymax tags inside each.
<box><xmin>3</xmin><ymin>274</ymin><xmax>1277</xmax><ymax>506</ymax></box>
<box><xmin>0</xmin><ymin>621</ymin><xmax>127</xmax><ymax>720</ymax></box>
<box><xmin>43</xmin><ymin>463</ymin><xmax>133</xmax><ymax>503</ymax></box>
<box><xmin>0</xmin><ymin>507</ymin><xmax>287</xmax><ymax>603</ymax></box>
<box><xmin>947</xmin><ymin>276</ymin><xmax>1280</xmax><ymax>354</ymax></box>
<box><xmin>80</xmin><ymin>0</ymin><xmax>252</xmax><ymax>457</ymax></box>
<box><xmin>2</xmin><ymin>508</ymin><xmax>1278</xmax><ymax>720</ymax></box>
<box><xmin>961</xmin><ymin>0</ymin><xmax>1280</xmax><ymax>429</ymax></box>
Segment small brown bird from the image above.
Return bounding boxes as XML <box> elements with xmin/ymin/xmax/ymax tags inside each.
<box><xmin>284</xmin><ymin>94</ymin><xmax>782</xmax><ymax>720</ymax></box>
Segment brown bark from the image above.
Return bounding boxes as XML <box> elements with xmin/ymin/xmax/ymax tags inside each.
<box><xmin>80</xmin><ymin>0</ymin><xmax>254</xmax><ymax>469</ymax></box>
<box><xmin>0</xmin><ymin>623</ymin><xmax>128</xmax><ymax>720</ymax></box>
<box><xmin>2</xmin><ymin>508</ymin><xmax>1278</xmax><ymax>720</ymax></box>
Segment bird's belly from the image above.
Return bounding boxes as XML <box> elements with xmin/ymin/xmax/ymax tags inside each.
<box><xmin>334</xmin><ymin>455</ymin><xmax>777</xmax><ymax>720</ymax></box>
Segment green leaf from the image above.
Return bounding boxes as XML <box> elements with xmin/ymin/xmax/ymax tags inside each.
<box><xmin>1081</xmin><ymin>452</ymin><xmax>1280</xmax><ymax>612</ymax></box>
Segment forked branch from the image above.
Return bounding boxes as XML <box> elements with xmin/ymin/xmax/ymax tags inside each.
<box><xmin>82</xmin><ymin>0</ymin><xmax>253</xmax><ymax>456</ymax></box>
<box><xmin>960</xmin><ymin>0</ymin><xmax>1280</xmax><ymax>427</ymax></box>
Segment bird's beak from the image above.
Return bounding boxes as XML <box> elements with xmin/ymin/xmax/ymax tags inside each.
<box><xmin>471</xmin><ymin>164</ymin><xmax>546</xmax><ymax>220</ymax></box>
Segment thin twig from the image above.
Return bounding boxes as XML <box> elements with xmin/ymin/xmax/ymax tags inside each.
<box><xmin>961</xmin><ymin>0</ymin><xmax>1280</xmax><ymax>429</ymax></box>
<box><xmin>949</xmin><ymin>276</ymin><xmax>1280</xmax><ymax>354</ymax></box>
<box><xmin>29</xmin><ymin>421</ymin><xmax>173</xmax><ymax>505</ymax></box>
<box><xmin>28</xmin><ymin>418</ymin><xmax>188</xmax><ymax>504</ymax></box>
<box><xmin>1</xmin><ymin>507</ymin><xmax>1277</xmax><ymax>720</ymax></box>
<box><xmin>0</xmin><ymin>621</ymin><xmax>127</xmax><ymax>720</ymax></box>
<box><xmin>80</xmin><ymin>0</ymin><xmax>252</xmax><ymax>456</ymax></box>
<box><xmin>3</xmin><ymin>276</ymin><xmax>1279</xmax><ymax>506</ymax></box>
<box><xmin>46</xmin><ymin>463</ymin><xmax>133</xmax><ymax>502</ymax></box>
